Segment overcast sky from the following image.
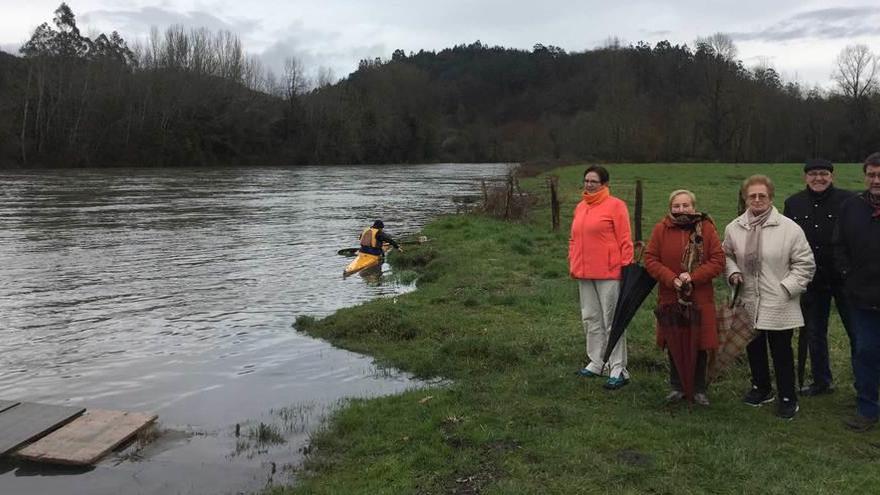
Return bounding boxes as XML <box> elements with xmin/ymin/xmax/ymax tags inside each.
<box><xmin>2</xmin><ymin>1</ymin><xmax>880</xmax><ymax>88</ymax></box>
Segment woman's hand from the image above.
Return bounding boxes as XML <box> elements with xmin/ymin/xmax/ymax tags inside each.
<box><xmin>729</xmin><ymin>273</ymin><xmax>743</xmax><ymax>285</ymax></box>
<box><xmin>678</xmin><ymin>272</ymin><xmax>692</xmax><ymax>285</ymax></box>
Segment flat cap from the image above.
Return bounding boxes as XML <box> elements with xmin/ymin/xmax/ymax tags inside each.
<box><xmin>804</xmin><ymin>158</ymin><xmax>833</xmax><ymax>172</ymax></box>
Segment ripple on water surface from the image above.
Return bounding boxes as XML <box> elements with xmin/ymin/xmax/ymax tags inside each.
<box><xmin>0</xmin><ymin>163</ymin><xmax>511</xmax><ymax>494</ymax></box>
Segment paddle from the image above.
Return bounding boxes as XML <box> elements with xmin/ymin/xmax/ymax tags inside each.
<box><xmin>336</xmin><ymin>236</ymin><xmax>429</xmax><ymax>257</ymax></box>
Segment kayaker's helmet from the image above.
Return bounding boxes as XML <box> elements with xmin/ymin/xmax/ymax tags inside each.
<box><xmin>372</xmin><ymin>220</ymin><xmax>384</xmax><ymax>229</ymax></box>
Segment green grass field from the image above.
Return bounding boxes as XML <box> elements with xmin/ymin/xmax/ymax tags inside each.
<box><xmin>277</xmin><ymin>163</ymin><xmax>878</xmax><ymax>495</ymax></box>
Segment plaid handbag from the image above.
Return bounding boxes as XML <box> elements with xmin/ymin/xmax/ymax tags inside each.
<box><xmin>708</xmin><ymin>285</ymin><xmax>757</xmax><ymax>382</ymax></box>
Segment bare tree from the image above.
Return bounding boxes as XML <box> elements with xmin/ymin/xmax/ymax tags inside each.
<box><xmin>696</xmin><ymin>32</ymin><xmax>738</xmax><ymax>61</ymax></box>
<box><xmin>315</xmin><ymin>66</ymin><xmax>336</xmax><ymax>89</ymax></box>
<box><xmin>833</xmin><ymin>44</ymin><xmax>878</xmax><ymax>157</ymax></box>
<box><xmin>283</xmin><ymin>56</ymin><xmax>309</xmax><ymax>99</ymax></box>
<box><xmin>833</xmin><ymin>44</ymin><xmax>878</xmax><ymax>99</ymax></box>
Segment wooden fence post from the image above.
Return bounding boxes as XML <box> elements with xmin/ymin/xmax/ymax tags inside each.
<box><xmin>548</xmin><ymin>175</ymin><xmax>560</xmax><ymax>231</ymax></box>
<box><xmin>504</xmin><ymin>173</ymin><xmax>513</xmax><ymax>220</ymax></box>
<box><xmin>634</xmin><ymin>180</ymin><xmax>643</xmax><ymax>242</ymax></box>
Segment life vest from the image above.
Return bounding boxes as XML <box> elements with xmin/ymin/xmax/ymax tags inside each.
<box><xmin>359</xmin><ymin>228</ymin><xmax>384</xmax><ymax>255</ymax></box>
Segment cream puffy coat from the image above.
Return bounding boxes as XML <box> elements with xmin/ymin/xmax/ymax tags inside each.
<box><xmin>723</xmin><ymin>206</ymin><xmax>816</xmax><ymax>330</ymax></box>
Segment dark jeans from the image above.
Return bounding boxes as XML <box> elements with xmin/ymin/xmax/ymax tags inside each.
<box><xmin>801</xmin><ymin>285</ymin><xmax>855</xmax><ymax>386</ymax></box>
<box><xmin>669</xmin><ymin>350</ymin><xmax>707</xmax><ymax>394</ymax></box>
<box><xmin>747</xmin><ymin>329</ymin><xmax>796</xmax><ymax>402</ymax></box>
<box><xmin>850</xmin><ymin>307</ymin><xmax>880</xmax><ymax>419</ymax></box>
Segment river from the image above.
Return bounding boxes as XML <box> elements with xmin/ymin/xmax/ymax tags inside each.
<box><xmin>0</xmin><ymin>163</ymin><xmax>512</xmax><ymax>494</ymax></box>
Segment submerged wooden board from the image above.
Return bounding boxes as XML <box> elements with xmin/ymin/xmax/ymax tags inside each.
<box><xmin>0</xmin><ymin>402</ymin><xmax>85</xmax><ymax>456</ymax></box>
<box><xmin>0</xmin><ymin>400</ymin><xmax>20</xmax><ymax>414</ymax></box>
<box><xmin>17</xmin><ymin>409</ymin><xmax>157</xmax><ymax>465</ymax></box>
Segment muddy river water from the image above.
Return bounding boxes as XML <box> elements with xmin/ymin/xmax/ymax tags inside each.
<box><xmin>0</xmin><ymin>163</ymin><xmax>512</xmax><ymax>494</ymax></box>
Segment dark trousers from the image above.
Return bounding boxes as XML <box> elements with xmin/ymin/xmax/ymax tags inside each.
<box><xmin>747</xmin><ymin>329</ymin><xmax>796</xmax><ymax>402</ymax></box>
<box><xmin>669</xmin><ymin>350</ymin><xmax>707</xmax><ymax>394</ymax></box>
<box><xmin>851</xmin><ymin>307</ymin><xmax>880</xmax><ymax>419</ymax></box>
<box><xmin>802</xmin><ymin>285</ymin><xmax>855</xmax><ymax>386</ymax></box>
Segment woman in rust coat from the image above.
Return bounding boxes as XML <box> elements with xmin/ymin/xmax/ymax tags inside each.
<box><xmin>644</xmin><ymin>189</ymin><xmax>725</xmax><ymax>405</ymax></box>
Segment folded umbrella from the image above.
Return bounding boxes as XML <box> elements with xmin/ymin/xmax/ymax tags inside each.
<box><xmin>601</xmin><ymin>259</ymin><xmax>657</xmax><ymax>365</ymax></box>
<box><xmin>707</xmin><ymin>285</ymin><xmax>757</xmax><ymax>382</ymax></box>
<box><xmin>601</xmin><ymin>183</ymin><xmax>656</xmax><ymax>367</ymax></box>
<box><xmin>655</xmin><ymin>296</ymin><xmax>701</xmax><ymax>401</ymax></box>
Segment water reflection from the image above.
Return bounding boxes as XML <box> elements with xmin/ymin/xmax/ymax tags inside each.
<box><xmin>0</xmin><ymin>163</ymin><xmax>511</xmax><ymax>494</ymax></box>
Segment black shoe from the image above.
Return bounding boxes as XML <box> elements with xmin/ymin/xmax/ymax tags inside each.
<box><xmin>800</xmin><ymin>382</ymin><xmax>834</xmax><ymax>397</ymax></box>
<box><xmin>742</xmin><ymin>386</ymin><xmax>775</xmax><ymax>407</ymax></box>
<box><xmin>777</xmin><ymin>398</ymin><xmax>799</xmax><ymax>420</ymax></box>
<box><xmin>844</xmin><ymin>414</ymin><xmax>879</xmax><ymax>432</ymax></box>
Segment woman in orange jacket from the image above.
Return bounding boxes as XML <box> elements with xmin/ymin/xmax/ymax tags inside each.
<box><xmin>569</xmin><ymin>166</ymin><xmax>634</xmax><ymax>389</ymax></box>
<box><xmin>644</xmin><ymin>189</ymin><xmax>725</xmax><ymax>405</ymax></box>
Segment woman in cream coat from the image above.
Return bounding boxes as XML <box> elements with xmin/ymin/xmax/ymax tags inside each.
<box><xmin>723</xmin><ymin>175</ymin><xmax>815</xmax><ymax>420</ymax></box>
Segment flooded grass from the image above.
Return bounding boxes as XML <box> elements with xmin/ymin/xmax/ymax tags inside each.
<box><xmin>276</xmin><ymin>163</ymin><xmax>877</xmax><ymax>494</ymax></box>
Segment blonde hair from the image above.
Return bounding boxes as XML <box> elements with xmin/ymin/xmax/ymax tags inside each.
<box><xmin>668</xmin><ymin>189</ymin><xmax>696</xmax><ymax>208</ymax></box>
<box><xmin>740</xmin><ymin>174</ymin><xmax>775</xmax><ymax>199</ymax></box>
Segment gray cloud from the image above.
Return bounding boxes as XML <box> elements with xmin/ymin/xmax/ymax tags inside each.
<box><xmin>790</xmin><ymin>6</ymin><xmax>880</xmax><ymax>22</ymax></box>
<box><xmin>80</xmin><ymin>7</ymin><xmax>261</xmax><ymax>37</ymax></box>
<box><xmin>258</xmin><ymin>30</ymin><xmax>385</xmax><ymax>81</ymax></box>
<box><xmin>731</xmin><ymin>6</ymin><xmax>880</xmax><ymax>42</ymax></box>
<box><xmin>1</xmin><ymin>42</ymin><xmax>21</xmax><ymax>54</ymax></box>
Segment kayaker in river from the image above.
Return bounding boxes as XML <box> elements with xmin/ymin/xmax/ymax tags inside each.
<box><xmin>359</xmin><ymin>220</ymin><xmax>403</xmax><ymax>255</ymax></box>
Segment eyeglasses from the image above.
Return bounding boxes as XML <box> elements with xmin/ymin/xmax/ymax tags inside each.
<box><xmin>867</xmin><ymin>172</ymin><xmax>880</xmax><ymax>180</ymax></box>
<box><xmin>583</xmin><ymin>179</ymin><xmax>602</xmax><ymax>184</ymax></box>
<box><xmin>747</xmin><ymin>193</ymin><xmax>769</xmax><ymax>200</ymax></box>
<box><xmin>806</xmin><ymin>171</ymin><xmax>831</xmax><ymax>177</ymax></box>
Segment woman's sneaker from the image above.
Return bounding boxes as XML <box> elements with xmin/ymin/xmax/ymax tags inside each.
<box><xmin>693</xmin><ymin>393</ymin><xmax>710</xmax><ymax>406</ymax></box>
<box><xmin>742</xmin><ymin>386</ymin><xmax>775</xmax><ymax>406</ymax></box>
<box><xmin>603</xmin><ymin>376</ymin><xmax>629</xmax><ymax>390</ymax></box>
<box><xmin>777</xmin><ymin>398</ymin><xmax>799</xmax><ymax>420</ymax></box>
<box><xmin>576</xmin><ymin>368</ymin><xmax>600</xmax><ymax>378</ymax></box>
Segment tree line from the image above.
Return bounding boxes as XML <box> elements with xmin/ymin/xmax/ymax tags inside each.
<box><xmin>1</xmin><ymin>4</ymin><xmax>878</xmax><ymax>168</ymax></box>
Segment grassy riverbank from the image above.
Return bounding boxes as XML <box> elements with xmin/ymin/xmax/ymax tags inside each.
<box><xmin>278</xmin><ymin>163</ymin><xmax>878</xmax><ymax>494</ymax></box>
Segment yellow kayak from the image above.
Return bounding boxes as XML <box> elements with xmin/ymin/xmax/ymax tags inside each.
<box><xmin>343</xmin><ymin>252</ymin><xmax>383</xmax><ymax>277</ymax></box>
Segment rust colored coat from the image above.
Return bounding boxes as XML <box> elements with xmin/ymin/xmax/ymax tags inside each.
<box><xmin>644</xmin><ymin>216</ymin><xmax>725</xmax><ymax>350</ymax></box>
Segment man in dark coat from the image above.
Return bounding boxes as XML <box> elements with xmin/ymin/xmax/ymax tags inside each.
<box><xmin>834</xmin><ymin>152</ymin><xmax>880</xmax><ymax>431</ymax></box>
<box><xmin>784</xmin><ymin>158</ymin><xmax>855</xmax><ymax>396</ymax></box>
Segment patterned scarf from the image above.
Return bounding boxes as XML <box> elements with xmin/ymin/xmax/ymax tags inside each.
<box><xmin>582</xmin><ymin>186</ymin><xmax>610</xmax><ymax>206</ymax></box>
<box><xmin>668</xmin><ymin>213</ymin><xmax>706</xmax><ymax>274</ymax></box>
<box><xmin>743</xmin><ymin>207</ymin><xmax>773</xmax><ymax>276</ymax></box>
<box><xmin>668</xmin><ymin>212</ymin><xmax>705</xmax><ymax>300</ymax></box>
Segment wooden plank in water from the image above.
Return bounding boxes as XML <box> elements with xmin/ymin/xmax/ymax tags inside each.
<box><xmin>0</xmin><ymin>402</ymin><xmax>85</xmax><ymax>456</ymax></box>
<box><xmin>0</xmin><ymin>400</ymin><xmax>19</xmax><ymax>414</ymax></box>
<box><xmin>17</xmin><ymin>409</ymin><xmax>157</xmax><ymax>465</ymax></box>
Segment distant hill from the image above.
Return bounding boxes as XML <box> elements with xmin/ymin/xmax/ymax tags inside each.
<box><xmin>287</xmin><ymin>40</ymin><xmax>873</xmax><ymax>165</ymax></box>
<box><xmin>2</xmin><ymin>11</ymin><xmax>878</xmax><ymax>168</ymax></box>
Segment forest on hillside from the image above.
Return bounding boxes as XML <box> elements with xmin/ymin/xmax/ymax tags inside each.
<box><xmin>1</xmin><ymin>4</ymin><xmax>879</xmax><ymax>168</ymax></box>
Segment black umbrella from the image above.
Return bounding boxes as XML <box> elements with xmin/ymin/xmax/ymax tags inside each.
<box><xmin>601</xmin><ymin>180</ymin><xmax>656</xmax><ymax>365</ymax></box>
<box><xmin>602</xmin><ymin>258</ymin><xmax>657</xmax><ymax>364</ymax></box>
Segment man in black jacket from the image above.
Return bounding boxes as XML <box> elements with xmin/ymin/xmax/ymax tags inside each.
<box><xmin>784</xmin><ymin>158</ymin><xmax>855</xmax><ymax>396</ymax></box>
<box><xmin>834</xmin><ymin>152</ymin><xmax>880</xmax><ymax>431</ymax></box>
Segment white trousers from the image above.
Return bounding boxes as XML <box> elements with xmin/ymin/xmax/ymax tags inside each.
<box><xmin>578</xmin><ymin>279</ymin><xmax>628</xmax><ymax>379</ymax></box>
